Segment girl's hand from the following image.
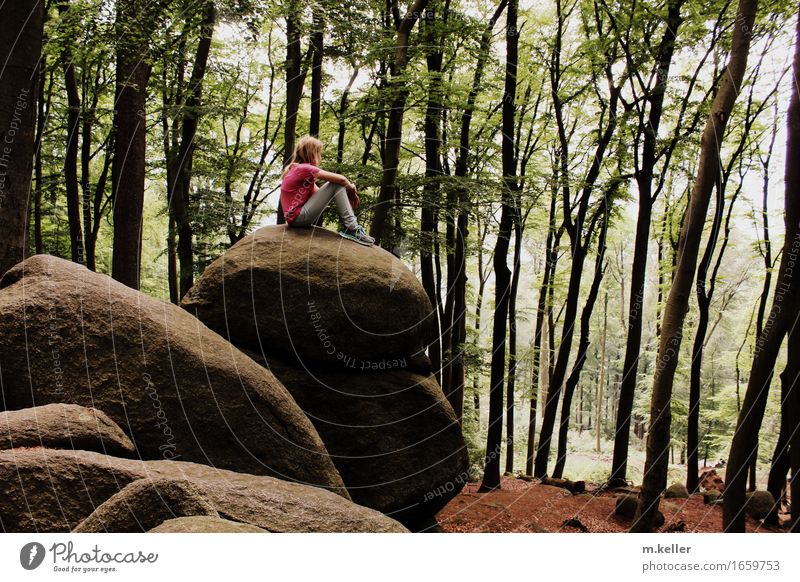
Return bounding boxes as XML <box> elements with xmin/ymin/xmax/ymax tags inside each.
<box><xmin>345</xmin><ymin>181</ymin><xmax>359</xmax><ymax>207</ymax></box>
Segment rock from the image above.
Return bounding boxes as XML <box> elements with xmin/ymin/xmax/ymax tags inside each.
<box><xmin>0</xmin><ymin>404</ymin><xmax>134</xmax><ymax>457</ymax></box>
<box><xmin>182</xmin><ymin>225</ymin><xmax>434</xmax><ymax>368</ymax></box>
<box><xmin>149</xmin><ymin>516</ymin><xmax>268</xmax><ymax>533</ymax></box>
<box><xmin>664</xmin><ymin>520</ymin><xmax>686</xmax><ymax>533</ymax></box>
<box><xmin>541</xmin><ymin>476</ymin><xmax>586</xmax><ymax>494</ymax></box>
<box><xmin>561</xmin><ymin>518</ymin><xmax>589</xmax><ymax>532</ymax></box>
<box><xmin>744</xmin><ymin>490</ymin><xmax>776</xmax><ymax>521</ymax></box>
<box><xmin>664</xmin><ymin>482</ymin><xmax>689</xmax><ymax>499</ymax></box>
<box><xmin>615</xmin><ymin>494</ymin><xmax>639</xmax><ymax>519</ymax></box>
<box><xmin>0</xmin><ymin>255</ymin><xmax>344</xmax><ymax>493</ymax></box>
<box><xmin>615</xmin><ymin>494</ymin><xmax>664</xmax><ymax>528</ymax></box>
<box><xmin>0</xmin><ymin>448</ymin><xmax>408</xmax><ymax>533</ymax></box>
<box><xmin>703</xmin><ymin>490</ymin><xmax>722</xmax><ymax>504</ymax></box>
<box><xmin>699</xmin><ymin>467</ymin><xmax>725</xmax><ymax>492</ymax></box>
<box><xmin>251</xmin><ymin>355</ymin><xmax>468</xmax><ymax>529</ymax></box>
<box><xmin>73</xmin><ymin>478</ymin><xmax>219</xmax><ymax>533</ymax></box>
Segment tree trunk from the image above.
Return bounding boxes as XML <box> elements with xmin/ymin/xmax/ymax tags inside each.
<box><xmin>765</xmin><ymin>372</ymin><xmax>790</xmax><ymax>526</ymax></box>
<box><xmin>0</xmin><ymin>0</ymin><xmax>43</xmax><ymax>275</ymax></box>
<box><xmin>277</xmin><ymin>0</ymin><xmax>306</xmax><ymax>224</ymax></box>
<box><xmin>309</xmin><ymin>10</ymin><xmax>323</xmax><ymax>136</ymax></box>
<box><xmin>336</xmin><ymin>67</ymin><xmax>359</xmax><ymax>165</ymax></box>
<box><xmin>787</xmin><ymin>325</ymin><xmax>800</xmax><ymax>532</ymax></box>
<box><xmin>368</xmin><ymin>0</ymin><xmax>431</xmax><ymax>245</ymax></box>
<box><xmin>506</xmin><ymin>215</ymin><xmax>522</xmax><ymax>473</ymax></box>
<box><xmin>632</xmin><ymin>0</ymin><xmax>758</xmax><ymax>532</ymax></box>
<box><xmin>33</xmin><ymin>65</ymin><xmax>51</xmax><ymax>256</ymax></box>
<box><xmin>58</xmin><ymin>1</ymin><xmax>84</xmax><ymax>265</ymax></box>
<box><xmin>456</xmin><ymin>0</ymin><xmax>508</xmax><ymax>426</ymax></box>
<box><xmin>480</xmin><ymin>0</ymin><xmax>518</xmax><ymax>491</ymax></box>
<box><xmin>610</xmin><ymin>0</ymin><xmax>684</xmax><ymax>488</ymax></box>
<box><xmin>723</xmin><ymin>3</ymin><xmax>800</xmax><ymax>532</ymax></box>
<box><xmin>534</xmin><ymin>0</ymin><xmax>622</xmax><ymax>477</ymax></box>
<box><xmin>421</xmin><ymin>4</ymin><xmax>444</xmax><ymax>386</ymax></box>
<box><xmin>597</xmin><ymin>293</ymin><xmax>608</xmax><ymax>453</ymax></box>
<box><xmin>169</xmin><ymin>1</ymin><xmax>215</xmax><ymax>298</ymax></box>
<box><xmin>553</xmin><ymin>201</ymin><xmax>610</xmax><ymax>479</ymax></box>
<box><xmin>81</xmin><ymin>69</ymin><xmax>100</xmax><ymax>271</ymax></box>
<box><xmin>526</xmin><ymin>187</ymin><xmax>557</xmax><ymax>475</ymax></box>
<box><xmin>111</xmin><ymin>0</ymin><xmax>154</xmax><ymax>289</ymax></box>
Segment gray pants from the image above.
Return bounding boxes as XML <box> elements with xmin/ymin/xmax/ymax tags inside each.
<box><xmin>292</xmin><ymin>182</ymin><xmax>358</xmax><ymax>230</ymax></box>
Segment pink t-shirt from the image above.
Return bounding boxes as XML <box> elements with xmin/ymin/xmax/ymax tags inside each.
<box><xmin>281</xmin><ymin>163</ymin><xmax>320</xmax><ymax>224</ymax></box>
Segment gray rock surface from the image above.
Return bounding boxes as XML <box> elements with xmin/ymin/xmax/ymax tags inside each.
<box><xmin>1</xmin><ymin>404</ymin><xmax>134</xmax><ymax>457</ymax></box>
<box><xmin>0</xmin><ymin>448</ymin><xmax>409</xmax><ymax>533</ymax></box>
<box><xmin>0</xmin><ymin>255</ymin><xmax>344</xmax><ymax>493</ymax></box>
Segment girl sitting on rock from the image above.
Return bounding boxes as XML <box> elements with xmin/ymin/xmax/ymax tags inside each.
<box><xmin>280</xmin><ymin>135</ymin><xmax>374</xmax><ymax>246</ymax></box>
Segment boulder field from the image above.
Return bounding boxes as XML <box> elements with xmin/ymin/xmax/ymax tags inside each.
<box><xmin>0</xmin><ymin>226</ymin><xmax>468</xmax><ymax>532</ymax></box>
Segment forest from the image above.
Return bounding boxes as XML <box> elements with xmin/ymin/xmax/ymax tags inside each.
<box><xmin>1</xmin><ymin>0</ymin><xmax>799</xmax><ymax>534</ymax></box>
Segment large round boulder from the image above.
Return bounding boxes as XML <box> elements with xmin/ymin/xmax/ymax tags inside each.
<box><xmin>0</xmin><ymin>256</ymin><xmax>344</xmax><ymax>493</ymax></box>
<box><xmin>744</xmin><ymin>490</ymin><xmax>776</xmax><ymax>521</ymax></box>
<box><xmin>254</xmin><ymin>355</ymin><xmax>468</xmax><ymax>529</ymax></box>
<box><xmin>0</xmin><ymin>448</ymin><xmax>408</xmax><ymax>533</ymax></box>
<box><xmin>182</xmin><ymin>225</ymin><xmax>435</xmax><ymax>367</ymax></box>
<box><xmin>1</xmin><ymin>404</ymin><xmax>134</xmax><ymax>457</ymax></box>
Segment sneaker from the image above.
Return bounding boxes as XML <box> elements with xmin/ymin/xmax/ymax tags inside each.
<box><xmin>340</xmin><ymin>225</ymin><xmax>375</xmax><ymax>246</ymax></box>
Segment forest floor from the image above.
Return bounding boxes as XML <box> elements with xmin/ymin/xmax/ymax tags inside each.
<box><xmin>436</xmin><ymin>476</ymin><xmax>787</xmax><ymax>533</ymax></box>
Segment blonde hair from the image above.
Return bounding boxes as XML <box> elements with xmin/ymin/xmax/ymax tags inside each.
<box><xmin>281</xmin><ymin>135</ymin><xmax>323</xmax><ymax>178</ymax></box>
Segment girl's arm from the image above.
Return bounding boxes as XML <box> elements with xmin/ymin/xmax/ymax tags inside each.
<box><xmin>315</xmin><ymin>169</ymin><xmax>356</xmax><ymax>193</ymax></box>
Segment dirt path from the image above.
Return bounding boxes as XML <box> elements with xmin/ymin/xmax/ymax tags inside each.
<box><xmin>436</xmin><ymin>476</ymin><xmax>784</xmax><ymax>533</ymax></box>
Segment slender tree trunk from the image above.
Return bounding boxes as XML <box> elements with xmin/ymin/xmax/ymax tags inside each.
<box><xmin>81</xmin><ymin>70</ymin><xmax>99</xmax><ymax>271</ymax></box>
<box><xmin>687</xmin><ymin>177</ymin><xmax>726</xmax><ymax>492</ymax></box>
<box><xmin>526</xmin><ymin>191</ymin><xmax>557</xmax><ymax>475</ymax></box>
<box><xmin>169</xmin><ymin>1</ymin><xmax>215</xmax><ymax>298</ymax></box>
<box><xmin>597</xmin><ymin>293</ymin><xmax>608</xmax><ymax>453</ymax></box>
<box><xmin>421</xmin><ymin>4</ymin><xmax>445</xmax><ymax>385</ymax></box>
<box><xmin>168</xmin><ymin>215</ymin><xmax>178</xmax><ymax>304</ymax></box>
<box><xmin>33</xmin><ymin>64</ymin><xmax>51</xmax><ymax>256</ymax></box>
<box><xmin>535</xmin><ymin>1</ymin><xmax>622</xmax><ymax>477</ymax></box>
<box><xmin>480</xmin><ymin>0</ymin><xmax>518</xmax><ymax>491</ymax></box>
<box><xmin>369</xmin><ymin>0</ymin><xmax>431</xmax><ymax>245</ymax></box>
<box><xmin>336</xmin><ymin>67</ymin><xmax>359</xmax><ymax>165</ymax></box>
<box><xmin>457</xmin><ymin>0</ymin><xmax>508</xmax><ymax>425</ymax></box>
<box><xmin>723</xmin><ymin>4</ymin><xmax>800</xmax><ymax>532</ymax></box>
<box><xmin>277</xmin><ymin>0</ymin><xmax>306</xmax><ymax>224</ymax></box>
<box><xmin>0</xmin><ymin>0</ymin><xmax>43</xmax><ymax>274</ymax></box>
<box><xmin>553</xmin><ymin>202</ymin><xmax>610</xmax><ymax>478</ymax></box>
<box><xmin>506</xmin><ymin>215</ymin><xmax>522</xmax><ymax>473</ymax></box>
<box><xmin>309</xmin><ymin>10</ymin><xmax>323</xmax><ymax>136</ymax></box>
<box><xmin>765</xmin><ymin>372</ymin><xmax>790</xmax><ymax>525</ymax></box>
<box><xmin>610</xmin><ymin>0</ymin><xmax>684</xmax><ymax>487</ymax></box>
<box><xmin>112</xmin><ymin>0</ymin><xmax>154</xmax><ymax>289</ymax></box>
<box><xmin>632</xmin><ymin>0</ymin><xmax>758</xmax><ymax>532</ymax></box>
<box><xmin>59</xmin><ymin>2</ymin><xmax>84</xmax><ymax>264</ymax></box>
